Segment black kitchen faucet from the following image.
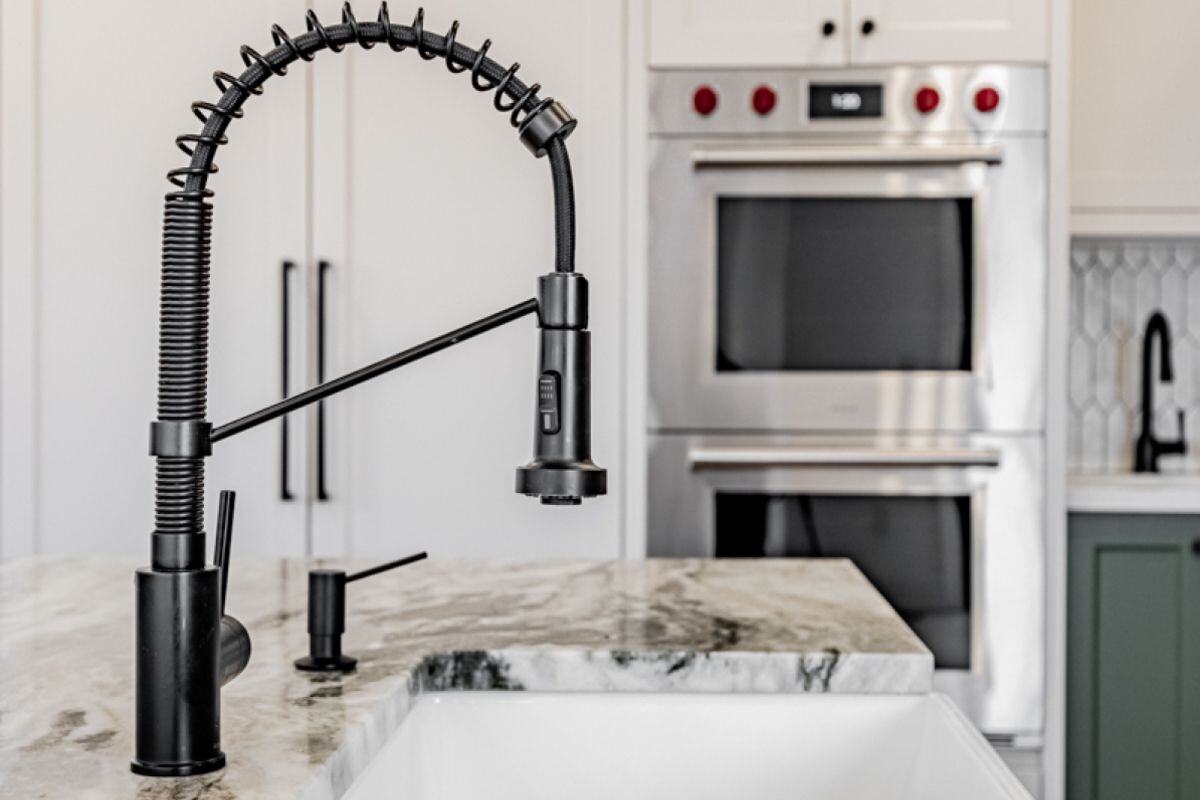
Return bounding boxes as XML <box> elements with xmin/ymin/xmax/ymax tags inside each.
<box><xmin>133</xmin><ymin>3</ymin><xmax>605</xmax><ymax>777</ymax></box>
<box><xmin>1134</xmin><ymin>310</ymin><xmax>1186</xmax><ymax>472</ymax></box>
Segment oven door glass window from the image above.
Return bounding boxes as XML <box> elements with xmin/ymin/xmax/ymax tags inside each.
<box><xmin>716</xmin><ymin>197</ymin><xmax>973</xmax><ymax>372</ymax></box>
<box><xmin>714</xmin><ymin>492</ymin><xmax>971</xmax><ymax>669</ymax></box>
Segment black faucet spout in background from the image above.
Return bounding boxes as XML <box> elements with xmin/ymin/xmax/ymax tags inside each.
<box><xmin>1134</xmin><ymin>311</ymin><xmax>1187</xmax><ymax>472</ymax></box>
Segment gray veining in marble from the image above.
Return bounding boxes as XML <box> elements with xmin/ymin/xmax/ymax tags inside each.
<box><xmin>0</xmin><ymin>557</ymin><xmax>930</xmax><ymax>799</ymax></box>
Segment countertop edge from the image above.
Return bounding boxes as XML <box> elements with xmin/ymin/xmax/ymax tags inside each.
<box><xmin>1068</xmin><ymin>474</ymin><xmax>1200</xmax><ymax>514</ymax></box>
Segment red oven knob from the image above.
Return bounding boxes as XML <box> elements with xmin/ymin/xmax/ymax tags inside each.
<box><xmin>914</xmin><ymin>86</ymin><xmax>940</xmax><ymax>114</ymax></box>
<box><xmin>751</xmin><ymin>85</ymin><xmax>777</xmax><ymax>116</ymax></box>
<box><xmin>693</xmin><ymin>85</ymin><xmax>719</xmax><ymax>116</ymax></box>
<box><xmin>974</xmin><ymin>86</ymin><xmax>1001</xmax><ymax>113</ymax></box>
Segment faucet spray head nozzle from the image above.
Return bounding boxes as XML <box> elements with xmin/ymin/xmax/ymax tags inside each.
<box><xmin>516</xmin><ymin>272</ymin><xmax>607</xmax><ymax>504</ymax></box>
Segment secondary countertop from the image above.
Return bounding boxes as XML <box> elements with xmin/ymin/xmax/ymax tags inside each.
<box><xmin>1068</xmin><ymin>473</ymin><xmax>1200</xmax><ymax>514</ymax></box>
<box><xmin>0</xmin><ymin>556</ymin><xmax>930</xmax><ymax>799</ymax></box>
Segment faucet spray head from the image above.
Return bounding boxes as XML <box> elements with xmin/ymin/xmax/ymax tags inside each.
<box><xmin>516</xmin><ymin>272</ymin><xmax>607</xmax><ymax>504</ymax></box>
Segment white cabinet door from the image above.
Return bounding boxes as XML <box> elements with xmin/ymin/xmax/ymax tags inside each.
<box><xmin>649</xmin><ymin>0</ymin><xmax>848</xmax><ymax>67</ymax></box>
<box><xmin>309</xmin><ymin>0</ymin><xmax>623</xmax><ymax>559</ymax></box>
<box><xmin>30</xmin><ymin>0</ymin><xmax>308</xmax><ymax>556</ymax></box>
<box><xmin>848</xmin><ymin>0</ymin><xmax>1047</xmax><ymax>64</ymax></box>
<box><xmin>1070</xmin><ymin>0</ymin><xmax>1200</xmax><ymax>233</ymax></box>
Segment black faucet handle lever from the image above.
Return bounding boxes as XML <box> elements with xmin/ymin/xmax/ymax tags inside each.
<box><xmin>214</xmin><ymin>490</ymin><xmax>236</xmax><ymax>615</ymax></box>
<box><xmin>212</xmin><ymin>490</ymin><xmax>251</xmax><ymax>687</ymax></box>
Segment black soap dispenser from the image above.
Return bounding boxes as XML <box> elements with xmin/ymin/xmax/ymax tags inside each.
<box><xmin>294</xmin><ymin>551</ymin><xmax>427</xmax><ymax>673</ymax></box>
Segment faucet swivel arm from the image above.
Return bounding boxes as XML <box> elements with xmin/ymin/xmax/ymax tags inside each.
<box><xmin>207</xmin><ymin>298</ymin><xmax>540</xmax><ymax>443</ymax></box>
<box><xmin>134</xmin><ymin>4</ymin><xmax>604</xmax><ymax>778</ymax></box>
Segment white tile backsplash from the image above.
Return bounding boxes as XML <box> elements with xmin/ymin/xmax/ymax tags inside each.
<box><xmin>1069</xmin><ymin>238</ymin><xmax>1200</xmax><ymax>473</ymax></box>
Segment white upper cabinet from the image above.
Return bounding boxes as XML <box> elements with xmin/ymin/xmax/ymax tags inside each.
<box><xmin>649</xmin><ymin>0</ymin><xmax>848</xmax><ymax>67</ymax></box>
<box><xmin>848</xmin><ymin>0</ymin><xmax>1047</xmax><ymax>64</ymax></box>
<box><xmin>1071</xmin><ymin>0</ymin><xmax>1200</xmax><ymax>234</ymax></box>
<box><xmin>308</xmin><ymin>0</ymin><xmax>624</xmax><ymax>560</ymax></box>
<box><xmin>19</xmin><ymin>0</ymin><xmax>309</xmax><ymax>557</ymax></box>
<box><xmin>649</xmin><ymin>0</ymin><xmax>1047</xmax><ymax>68</ymax></box>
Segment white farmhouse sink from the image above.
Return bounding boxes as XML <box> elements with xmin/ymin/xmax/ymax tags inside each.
<box><xmin>344</xmin><ymin>692</ymin><xmax>1031</xmax><ymax>799</ymax></box>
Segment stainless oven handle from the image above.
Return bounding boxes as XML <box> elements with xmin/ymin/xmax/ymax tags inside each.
<box><xmin>691</xmin><ymin>144</ymin><xmax>1004</xmax><ymax>167</ymax></box>
<box><xmin>688</xmin><ymin>447</ymin><xmax>1002</xmax><ymax>470</ymax></box>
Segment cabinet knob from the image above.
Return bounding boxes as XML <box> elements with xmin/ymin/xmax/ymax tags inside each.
<box><xmin>822</xmin><ymin>20</ymin><xmax>836</xmax><ymax>37</ymax></box>
<box><xmin>861</xmin><ymin>18</ymin><xmax>876</xmax><ymax>36</ymax></box>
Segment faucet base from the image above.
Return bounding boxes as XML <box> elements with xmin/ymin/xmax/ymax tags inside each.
<box><xmin>133</xmin><ymin>566</ymin><xmax>223</xmax><ymax>777</ymax></box>
<box><xmin>131</xmin><ymin>752</ymin><xmax>226</xmax><ymax>778</ymax></box>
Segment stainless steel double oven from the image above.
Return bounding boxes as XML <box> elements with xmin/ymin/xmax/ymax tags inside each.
<box><xmin>647</xmin><ymin>66</ymin><xmax>1047</xmax><ymax>746</ymax></box>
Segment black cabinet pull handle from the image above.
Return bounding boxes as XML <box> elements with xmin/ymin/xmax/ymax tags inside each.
<box><xmin>1192</xmin><ymin>538</ymin><xmax>1200</xmax><ymax>556</ymax></box>
<box><xmin>317</xmin><ymin>260</ymin><xmax>331</xmax><ymax>502</ymax></box>
<box><xmin>280</xmin><ymin>261</ymin><xmax>295</xmax><ymax>501</ymax></box>
<box><xmin>861</xmin><ymin>18</ymin><xmax>876</xmax><ymax>35</ymax></box>
<box><xmin>822</xmin><ymin>20</ymin><xmax>836</xmax><ymax>37</ymax></box>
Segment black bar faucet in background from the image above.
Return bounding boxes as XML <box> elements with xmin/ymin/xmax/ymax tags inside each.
<box><xmin>1134</xmin><ymin>311</ymin><xmax>1187</xmax><ymax>472</ymax></box>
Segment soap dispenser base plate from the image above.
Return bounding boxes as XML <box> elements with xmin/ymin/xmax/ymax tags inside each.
<box><xmin>131</xmin><ymin>752</ymin><xmax>226</xmax><ymax>777</ymax></box>
<box><xmin>294</xmin><ymin>654</ymin><xmax>357</xmax><ymax>673</ymax></box>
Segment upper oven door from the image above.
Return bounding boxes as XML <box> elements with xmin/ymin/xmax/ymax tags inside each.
<box><xmin>647</xmin><ymin>136</ymin><xmax>1046</xmax><ymax>433</ymax></box>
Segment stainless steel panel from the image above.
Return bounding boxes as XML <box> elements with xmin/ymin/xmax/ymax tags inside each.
<box><xmin>647</xmin><ymin>133</ymin><xmax>1046</xmax><ymax>433</ymax></box>
<box><xmin>647</xmin><ymin>431</ymin><xmax>1045</xmax><ymax>739</ymax></box>
<box><xmin>691</xmin><ymin>142</ymin><xmax>1004</xmax><ymax>166</ymax></box>
<box><xmin>649</xmin><ymin>66</ymin><xmax>1047</xmax><ymax>137</ymax></box>
<box><xmin>689</xmin><ymin>445</ymin><xmax>1001</xmax><ymax>468</ymax></box>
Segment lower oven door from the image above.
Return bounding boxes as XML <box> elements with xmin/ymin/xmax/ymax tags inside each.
<box><xmin>648</xmin><ymin>432</ymin><xmax>1044</xmax><ymax>742</ymax></box>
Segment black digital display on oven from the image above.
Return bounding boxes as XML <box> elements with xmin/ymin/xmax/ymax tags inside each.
<box><xmin>808</xmin><ymin>83</ymin><xmax>883</xmax><ymax>118</ymax></box>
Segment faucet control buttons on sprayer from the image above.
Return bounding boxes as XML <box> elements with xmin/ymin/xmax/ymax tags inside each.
<box><xmin>538</xmin><ymin>372</ymin><xmax>561</xmax><ymax>434</ymax></box>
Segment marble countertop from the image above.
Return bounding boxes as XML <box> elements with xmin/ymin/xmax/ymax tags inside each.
<box><xmin>0</xmin><ymin>557</ymin><xmax>930</xmax><ymax>799</ymax></box>
<box><xmin>1068</xmin><ymin>472</ymin><xmax>1200</xmax><ymax>514</ymax></box>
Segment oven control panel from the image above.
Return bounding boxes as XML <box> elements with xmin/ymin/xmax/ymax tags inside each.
<box><xmin>650</xmin><ymin>65</ymin><xmax>1045</xmax><ymax>137</ymax></box>
<box><xmin>808</xmin><ymin>83</ymin><xmax>884</xmax><ymax>118</ymax></box>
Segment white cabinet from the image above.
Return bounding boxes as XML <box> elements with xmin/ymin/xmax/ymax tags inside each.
<box><xmin>307</xmin><ymin>0</ymin><xmax>624</xmax><ymax>559</ymax></box>
<box><xmin>1</xmin><ymin>0</ymin><xmax>308</xmax><ymax>557</ymax></box>
<box><xmin>648</xmin><ymin>0</ymin><xmax>1047</xmax><ymax>67</ymax></box>
<box><xmin>1070</xmin><ymin>0</ymin><xmax>1200</xmax><ymax>235</ymax></box>
<box><xmin>847</xmin><ymin>0</ymin><xmax>1046</xmax><ymax>64</ymax></box>
<box><xmin>0</xmin><ymin>1</ymin><xmax>625</xmax><ymax>560</ymax></box>
<box><xmin>649</xmin><ymin>0</ymin><xmax>847</xmax><ymax>67</ymax></box>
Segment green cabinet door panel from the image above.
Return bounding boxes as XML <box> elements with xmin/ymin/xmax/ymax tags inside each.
<box><xmin>1068</xmin><ymin>514</ymin><xmax>1200</xmax><ymax>800</ymax></box>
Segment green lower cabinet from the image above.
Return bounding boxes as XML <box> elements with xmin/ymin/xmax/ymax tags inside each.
<box><xmin>1068</xmin><ymin>514</ymin><xmax>1200</xmax><ymax>800</ymax></box>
